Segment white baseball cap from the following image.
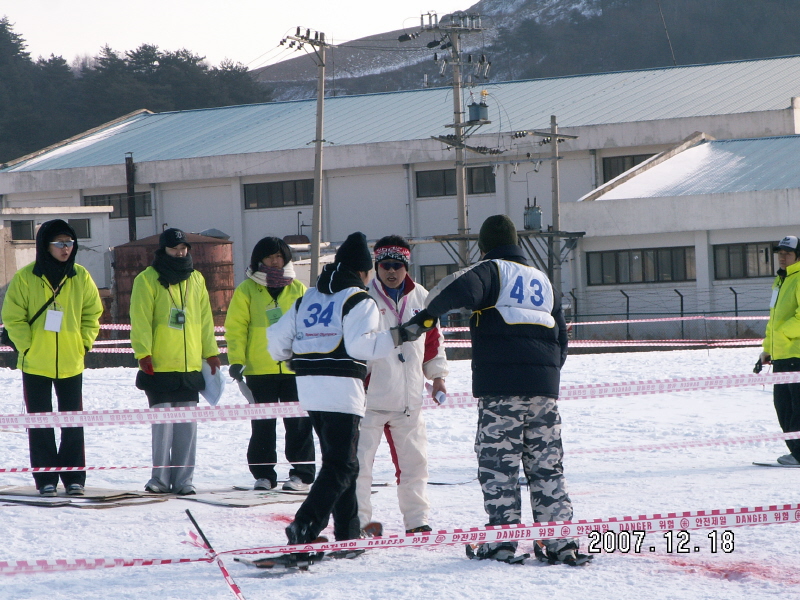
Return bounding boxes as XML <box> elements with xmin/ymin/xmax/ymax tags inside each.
<box><xmin>774</xmin><ymin>236</ymin><xmax>800</xmax><ymax>252</ymax></box>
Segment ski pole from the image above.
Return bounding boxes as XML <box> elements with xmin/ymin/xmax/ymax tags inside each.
<box><xmin>186</xmin><ymin>509</ymin><xmax>215</xmax><ymax>553</ymax></box>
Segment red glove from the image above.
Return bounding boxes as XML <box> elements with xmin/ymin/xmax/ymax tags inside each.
<box><xmin>206</xmin><ymin>355</ymin><xmax>221</xmax><ymax>375</ymax></box>
<box><xmin>139</xmin><ymin>355</ymin><xmax>154</xmax><ymax>375</ymax></box>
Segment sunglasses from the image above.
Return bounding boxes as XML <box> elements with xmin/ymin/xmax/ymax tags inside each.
<box><xmin>50</xmin><ymin>241</ymin><xmax>75</xmax><ymax>249</ymax></box>
<box><xmin>379</xmin><ymin>261</ymin><xmax>405</xmax><ymax>271</ymax></box>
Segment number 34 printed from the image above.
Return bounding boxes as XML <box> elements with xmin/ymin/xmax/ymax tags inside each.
<box><xmin>510</xmin><ymin>275</ymin><xmax>545</xmax><ymax>306</ymax></box>
<box><xmin>303</xmin><ymin>302</ymin><xmax>335</xmax><ymax>327</ymax></box>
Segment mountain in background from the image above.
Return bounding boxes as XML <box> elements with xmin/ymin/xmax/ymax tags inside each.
<box><xmin>253</xmin><ymin>0</ymin><xmax>800</xmax><ymax>100</ymax></box>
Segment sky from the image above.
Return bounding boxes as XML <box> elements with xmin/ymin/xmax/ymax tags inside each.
<box><xmin>3</xmin><ymin>1</ymin><xmax>472</xmax><ymax>70</ymax></box>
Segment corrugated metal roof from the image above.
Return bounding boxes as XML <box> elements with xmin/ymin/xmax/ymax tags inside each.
<box><xmin>596</xmin><ymin>135</ymin><xmax>800</xmax><ymax>199</ymax></box>
<box><xmin>6</xmin><ymin>55</ymin><xmax>800</xmax><ymax>173</ymax></box>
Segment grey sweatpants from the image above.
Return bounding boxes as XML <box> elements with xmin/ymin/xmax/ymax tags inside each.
<box><xmin>147</xmin><ymin>401</ymin><xmax>197</xmax><ymax>493</ymax></box>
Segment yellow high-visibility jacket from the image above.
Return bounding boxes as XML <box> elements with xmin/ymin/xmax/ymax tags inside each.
<box><xmin>1</xmin><ymin>262</ymin><xmax>102</xmax><ymax>378</ymax></box>
<box><xmin>130</xmin><ymin>267</ymin><xmax>218</xmax><ymax>372</ymax></box>
<box><xmin>224</xmin><ymin>278</ymin><xmax>306</xmax><ymax>375</ymax></box>
<box><xmin>764</xmin><ymin>261</ymin><xmax>800</xmax><ymax>360</ymax></box>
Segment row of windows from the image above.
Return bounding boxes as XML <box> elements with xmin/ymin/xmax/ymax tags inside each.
<box><xmin>588</xmin><ymin>242</ymin><xmax>778</xmax><ymax>286</ymax></box>
<box><xmin>416</xmin><ymin>167</ymin><xmax>496</xmax><ymax>198</ymax></box>
<box><xmin>244</xmin><ymin>179</ymin><xmax>314</xmax><ymax>210</ymax></box>
<box><xmin>6</xmin><ymin>219</ymin><xmax>91</xmax><ymax>241</ymax></box>
<box><xmin>83</xmin><ymin>192</ymin><xmax>152</xmax><ymax>219</ymax></box>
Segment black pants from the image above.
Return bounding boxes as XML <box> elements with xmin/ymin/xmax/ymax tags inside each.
<box><xmin>246</xmin><ymin>374</ymin><xmax>315</xmax><ymax>485</ymax></box>
<box><xmin>293</xmin><ymin>411</ymin><xmax>361</xmax><ymax>542</ymax></box>
<box><xmin>774</xmin><ymin>383</ymin><xmax>800</xmax><ymax>458</ymax></box>
<box><xmin>23</xmin><ymin>372</ymin><xmax>85</xmax><ymax>489</ymax></box>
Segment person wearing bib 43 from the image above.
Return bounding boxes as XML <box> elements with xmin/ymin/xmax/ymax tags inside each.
<box><xmin>760</xmin><ymin>235</ymin><xmax>800</xmax><ymax>466</ymax></box>
<box><xmin>225</xmin><ymin>237</ymin><xmax>315</xmax><ymax>491</ymax></box>
<box><xmin>355</xmin><ymin>235</ymin><xmax>448</xmax><ymax>535</ymax></box>
<box><xmin>268</xmin><ymin>232</ymin><xmax>408</xmax><ymax>546</ymax></box>
<box><xmin>401</xmin><ymin>214</ymin><xmax>590</xmax><ymax>566</ymax></box>
<box><xmin>130</xmin><ymin>228</ymin><xmax>220</xmax><ymax>496</ymax></box>
<box><xmin>1</xmin><ymin>219</ymin><xmax>103</xmax><ymax>497</ymax></box>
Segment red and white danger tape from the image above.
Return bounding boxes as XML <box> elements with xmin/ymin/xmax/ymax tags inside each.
<box><xmin>3</xmin><ymin>503</ymin><xmax>797</xmax><ymax>577</ymax></box>
<box><xmin>222</xmin><ymin>502</ymin><xmax>800</xmax><ymax>557</ymax></box>
<box><xmin>2</xmin><ymin>372</ymin><xmax>799</xmax><ymax>429</ymax></box>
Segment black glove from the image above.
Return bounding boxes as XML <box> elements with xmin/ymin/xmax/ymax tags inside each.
<box><xmin>396</xmin><ymin>309</ymin><xmax>438</xmax><ymax>344</ymax></box>
<box><xmin>753</xmin><ymin>359</ymin><xmax>763</xmax><ymax>374</ymax></box>
<box><xmin>229</xmin><ymin>364</ymin><xmax>244</xmax><ymax>382</ymax></box>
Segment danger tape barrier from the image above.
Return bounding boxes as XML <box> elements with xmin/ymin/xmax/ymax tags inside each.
<box><xmin>0</xmin><ymin>556</ymin><xmax>210</xmax><ymax>576</ymax></box>
<box><xmin>222</xmin><ymin>502</ymin><xmax>800</xmax><ymax>557</ymax></box>
<box><xmin>443</xmin><ymin>339</ymin><xmax>762</xmax><ymax>348</ymax></box>
<box><xmin>4</xmin><ymin>503</ymin><xmax>796</xmax><ymax>577</ymax></box>
<box><xmin>2</xmin><ymin>372</ymin><xmax>799</xmax><ymax>429</ymax></box>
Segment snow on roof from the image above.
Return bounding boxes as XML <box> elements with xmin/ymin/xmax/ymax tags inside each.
<box><xmin>595</xmin><ymin>135</ymin><xmax>800</xmax><ymax>199</ymax></box>
<box><xmin>6</xmin><ymin>54</ymin><xmax>800</xmax><ymax>172</ymax></box>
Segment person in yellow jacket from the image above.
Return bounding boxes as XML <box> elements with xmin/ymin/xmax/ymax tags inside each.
<box><xmin>225</xmin><ymin>237</ymin><xmax>315</xmax><ymax>491</ymax></box>
<box><xmin>130</xmin><ymin>228</ymin><xmax>220</xmax><ymax>495</ymax></box>
<box><xmin>1</xmin><ymin>219</ymin><xmax>103</xmax><ymax>497</ymax></box>
<box><xmin>760</xmin><ymin>235</ymin><xmax>800</xmax><ymax>466</ymax></box>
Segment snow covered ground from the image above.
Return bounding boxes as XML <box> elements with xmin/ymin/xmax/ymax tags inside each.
<box><xmin>2</xmin><ymin>347</ymin><xmax>799</xmax><ymax>600</ymax></box>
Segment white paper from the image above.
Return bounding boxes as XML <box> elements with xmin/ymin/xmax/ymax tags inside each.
<box><xmin>770</xmin><ymin>288</ymin><xmax>779</xmax><ymax>308</ymax></box>
<box><xmin>44</xmin><ymin>310</ymin><xmax>63</xmax><ymax>333</ymax></box>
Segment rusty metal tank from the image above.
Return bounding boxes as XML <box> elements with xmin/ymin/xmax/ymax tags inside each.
<box><xmin>112</xmin><ymin>232</ymin><xmax>234</xmax><ymax>326</ymax></box>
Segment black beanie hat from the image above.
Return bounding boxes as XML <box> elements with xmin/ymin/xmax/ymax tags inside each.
<box><xmin>478</xmin><ymin>215</ymin><xmax>518</xmax><ymax>253</ymax></box>
<box><xmin>250</xmin><ymin>236</ymin><xmax>292</xmax><ymax>272</ymax></box>
<box><xmin>159</xmin><ymin>228</ymin><xmax>191</xmax><ymax>250</ymax></box>
<box><xmin>335</xmin><ymin>232</ymin><xmax>373</xmax><ymax>273</ymax></box>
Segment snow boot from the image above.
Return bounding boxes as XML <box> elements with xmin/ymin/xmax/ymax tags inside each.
<box><xmin>533</xmin><ymin>541</ymin><xmax>593</xmax><ymax>566</ymax></box>
<box><xmin>466</xmin><ymin>543</ymin><xmax>528</xmax><ymax>564</ymax></box>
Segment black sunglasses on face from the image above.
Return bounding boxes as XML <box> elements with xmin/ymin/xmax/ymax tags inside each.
<box><xmin>379</xmin><ymin>261</ymin><xmax>405</xmax><ymax>271</ymax></box>
<box><xmin>50</xmin><ymin>241</ymin><xmax>75</xmax><ymax>249</ymax></box>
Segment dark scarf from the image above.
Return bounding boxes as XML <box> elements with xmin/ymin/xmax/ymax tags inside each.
<box><xmin>316</xmin><ymin>262</ymin><xmax>366</xmax><ymax>294</ymax></box>
<box><xmin>152</xmin><ymin>249</ymin><xmax>194</xmax><ymax>288</ymax></box>
<box><xmin>36</xmin><ymin>253</ymin><xmax>75</xmax><ymax>289</ymax></box>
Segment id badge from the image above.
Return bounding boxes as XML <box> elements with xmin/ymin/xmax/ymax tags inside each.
<box><xmin>770</xmin><ymin>289</ymin><xmax>779</xmax><ymax>308</ymax></box>
<box><xmin>266</xmin><ymin>306</ymin><xmax>283</xmax><ymax>325</ymax></box>
<box><xmin>44</xmin><ymin>310</ymin><xmax>63</xmax><ymax>333</ymax></box>
<box><xmin>169</xmin><ymin>307</ymin><xmax>186</xmax><ymax>330</ymax></box>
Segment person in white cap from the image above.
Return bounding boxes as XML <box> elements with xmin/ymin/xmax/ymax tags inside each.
<box><xmin>760</xmin><ymin>235</ymin><xmax>800</xmax><ymax>465</ymax></box>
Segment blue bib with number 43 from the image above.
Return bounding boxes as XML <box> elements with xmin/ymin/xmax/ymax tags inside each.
<box><xmin>493</xmin><ymin>260</ymin><xmax>556</xmax><ymax>328</ymax></box>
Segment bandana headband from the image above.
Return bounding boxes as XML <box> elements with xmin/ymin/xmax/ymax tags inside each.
<box><xmin>374</xmin><ymin>245</ymin><xmax>410</xmax><ymax>268</ymax></box>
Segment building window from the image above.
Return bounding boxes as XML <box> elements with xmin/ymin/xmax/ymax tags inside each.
<box><xmin>587</xmin><ymin>246</ymin><xmax>696</xmax><ymax>285</ymax></box>
<box><xmin>416</xmin><ymin>167</ymin><xmax>495</xmax><ymax>198</ymax></box>
<box><xmin>243</xmin><ymin>179</ymin><xmax>314</xmax><ymax>209</ymax></box>
<box><xmin>467</xmin><ymin>166</ymin><xmax>496</xmax><ymax>194</ymax></box>
<box><xmin>420</xmin><ymin>264</ymin><xmax>458</xmax><ymax>289</ymax></box>
<box><xmin>714</xmin><ymin>243</ymin><xmax>774</xmax><ymax>279</ymax></box>
<box><xmin>68</xmin><ymin>219</ymin><xmax>91</xmax><ymax>239</ymax></box>
<box><xmin>602</xmin><ymin>154</ymin><xmax>654</xmax><ymax>183</ymax></box>
<box><xmin>6</xmin><ymin>220</ymin><xmax>34</xmax><ymax>240</ymax></box>
<box><xmin>83</xmin><ymin>192</ymin><xmax>152</xmax><ymax>219</ymax></box>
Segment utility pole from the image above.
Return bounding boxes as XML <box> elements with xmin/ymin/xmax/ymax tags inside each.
<box><xmin>283</xmin><ymin>28</ymin><xmax>329</xmax><ymax>282</ymax></box>
<box><xmin>124</xmin><ymin>153</ymin><xmax>136</xmax><ymax>242</ymax></box>
<box><xmin>402</xmin><ymin>12</ymin><xmax>488</xmax><ymax>267</ymax></box>
<box><xmin>549</xmin><ymin>115</ymin><xmax>561</xmax><ymax>297</ymax></box>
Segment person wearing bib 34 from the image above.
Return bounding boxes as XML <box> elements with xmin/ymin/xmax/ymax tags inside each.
<box><xmin>225</xmin><ymin>237</ymin><xmax>315</xmax><ymax>491</ymax></box>
<box><xmin>356</xmin><ymin>235</ymin><xmax>448</xmax><ymax>535</ymax></box>
<box><xmin>1</xmin><ymin>219</ymin><xmax>103</xmax><ymax>497</ymax></box>
<box><xmin>760</xmin><ymin>235</ymin><xmax>800</xmax><ymax>466</ymax></box>
<box><xmin>268</xmin><ymin>232</ymin><xmax>408</xmax><ymax>546</ymax></box>
<box><xmin>400</xmin><ymin>214</ymin><xmax>590</xmax><ymax>566</ymax></box>
<box><xmin>130</xmin><ymin>228</ymin><xmax>220</xmax><ymax>495</ymax></box>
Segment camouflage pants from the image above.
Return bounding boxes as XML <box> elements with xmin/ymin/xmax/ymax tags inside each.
<box><xmin>474</xmin><ymin>395</ymin><xmax>575</xmax><ymax>555</ymax></box>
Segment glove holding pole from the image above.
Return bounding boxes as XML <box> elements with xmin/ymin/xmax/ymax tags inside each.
<box><xmin>391</xmin><ymin>309</ymin><xmax>438</xmax><ymax>346</ymax></box>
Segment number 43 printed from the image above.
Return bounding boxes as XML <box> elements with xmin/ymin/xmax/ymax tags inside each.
<box><xmin>510</xmin><ymin>275</ymin><xmax>545</xmax><ymax>306</ymax></box>
<box><xmin>304</xmin><ymin>302</ymin><xmax>335</xmax><ymax>327</ymax></box>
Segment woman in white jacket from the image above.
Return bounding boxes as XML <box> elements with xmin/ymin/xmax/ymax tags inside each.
<box><xmin>356</xmin><ymin>236</ymin><xmax>448</xmax><ymax>534</ymax></box>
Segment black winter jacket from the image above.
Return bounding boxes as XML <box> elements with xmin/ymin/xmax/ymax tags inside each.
<box><xmin>426</xmin><ymin>245</ymin><xmax>568</xmax><ymax>398</ymax></box>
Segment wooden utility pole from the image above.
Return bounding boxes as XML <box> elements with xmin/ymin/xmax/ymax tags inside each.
<box><xmin>125</xmin><ymin>153</ymin><xmax>136</xmax><ymax>242</ymax></box>
<box><xmin>285</xmin><ymin>28</ymin><xmax>329</xmax><ymax>283</ymax></box>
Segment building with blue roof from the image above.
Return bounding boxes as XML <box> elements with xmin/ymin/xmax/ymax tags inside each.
<box><xmin>2</xmin><ymin>55</ymin><xmax>800</xmax><ymax>319</ymax></box>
